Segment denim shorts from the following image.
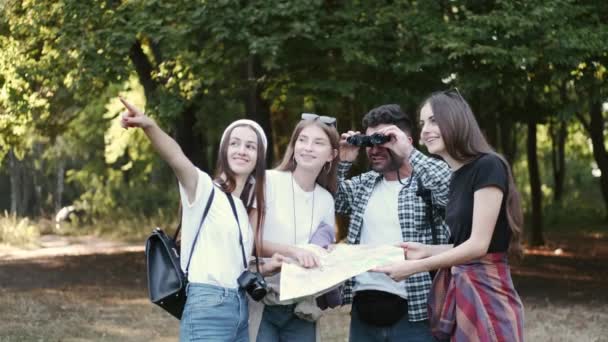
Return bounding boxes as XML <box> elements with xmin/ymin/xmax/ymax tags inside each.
<box><xmin>180</xmin><ymin>283</ymin><xmax>249</xmax><ymax>342</ymax></box>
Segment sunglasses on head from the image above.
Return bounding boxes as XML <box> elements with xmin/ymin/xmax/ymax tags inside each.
<box><xmin>443</xmin><ymin>87</ymin><xmax>465</xmax><ymax>102</ymax></box>
<box><xmin>301</xmin><ymin>113</ymin><xmax>337</xmax><ymax>127</ymax></box>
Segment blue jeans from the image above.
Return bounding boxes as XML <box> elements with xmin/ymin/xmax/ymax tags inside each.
<box><xmin>256</xmin><ymin>304</ymin><xmax>316</xmax><ymax>342</ymax></box>
<box><xmin>180</xmin><ymin>283</ymin><xmax>249</xmax><ymax>342</ymax></box>
<box><xmin>349</xmin><ymin>303</ymin><xmax>436</xmax><ymax>342</ymax></box>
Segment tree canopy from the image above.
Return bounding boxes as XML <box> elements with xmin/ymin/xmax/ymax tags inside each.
<box><xmin>1</xmin><ymin>0</ymin><xmax>607</xmax><ymax>244</ymax></box>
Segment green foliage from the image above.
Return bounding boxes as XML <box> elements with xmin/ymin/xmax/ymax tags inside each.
<box><xmin>60</xmin><ymin>79</ymin><xmax>178</xmax><ymax>217</ymax></box>
<box><xmin>0</xmin><ymin>0</ymin><xmax>606</xmax><ymax>232</ymax></box>
<box><xmin>513</xmin><ymin>121</ymin><xmax>606</xmax><ymax>229</ymax></box>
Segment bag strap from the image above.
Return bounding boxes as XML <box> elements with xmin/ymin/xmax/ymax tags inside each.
<box><xmin>172</xmin><ymin>203</ymin><xmax>183</xmax><ymax>241</ymax></box>
<box><xmin>184</xmin><ymin>187</ymin><xmax>216</xmax><ymax>274</ymax></box>
<box><xmin>416</xmin><ymin>177</ymin><xmax>438</xmax><ymax>245</ymax></box>
<box><xmin>224</xmin><ymin>192</ymin><xmax>249</xmax><ymax>269</ymax></box>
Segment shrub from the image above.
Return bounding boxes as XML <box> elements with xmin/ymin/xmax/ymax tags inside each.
<box><xmin>0</xmin><ymin>212</ymin><xmax>40</xmax><ymax>246</ymax></box>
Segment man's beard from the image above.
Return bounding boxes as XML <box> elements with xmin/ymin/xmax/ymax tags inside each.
<box><xmin>370</xmin><ymin>151</ymin><xmax>404</xmax><ymax>173</ymax></box>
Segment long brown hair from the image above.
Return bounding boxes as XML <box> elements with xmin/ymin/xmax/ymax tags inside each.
<box><xmin>214</xmin><ymin>123</ymin><xmax>266</xmax><ymax>255</ymax></box>
<box><xmin>275</xmin><ymin>119</ymin><xmax>340</xmax><ymax>194</ymax></box>
<box><xmin>422</xmin><ymin>91</ymin><xmax>524</xmax><ymax>256</ymax></box>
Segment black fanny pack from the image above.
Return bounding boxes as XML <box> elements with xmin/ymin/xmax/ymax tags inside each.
<box><xmin>352</xmin><ymin>290</ymin><xmax>407</xmax><ymax>327</ymax></box>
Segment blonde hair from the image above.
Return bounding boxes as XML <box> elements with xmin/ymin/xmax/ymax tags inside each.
<box><xmin>275</xmin><ymin>120</ymin><xmax>340</xmax><ymax>194</ymax></box>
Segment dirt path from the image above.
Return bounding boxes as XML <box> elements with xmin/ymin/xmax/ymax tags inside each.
<box><xmin>0</xmin><ymin>235</ymin><xmax>143</xmax><ymax>261</ymax></box>
<box><xmin>0</xmin><ymin>233</ymin><xmax>607</xmax><ymax>341</ymax></box>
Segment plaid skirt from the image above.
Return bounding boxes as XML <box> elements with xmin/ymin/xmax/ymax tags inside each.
<box><xmin>428</xmin><ymin>253</ymin><xmax>524</xmax><ymax>342</ymax></box>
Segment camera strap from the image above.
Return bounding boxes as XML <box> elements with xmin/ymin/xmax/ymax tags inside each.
<box><xmin>225</xmin><ymin>191</ymin><xmax>259</xmax><ymax>272</ymax></box>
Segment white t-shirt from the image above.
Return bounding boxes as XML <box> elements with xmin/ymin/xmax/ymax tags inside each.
<box><xmin>354</xmin><ymin>178</ymin><xmax>408</xmax><ymax>299</ymax></box>
<box><xmin>262</xmin><ymin>170</ymin><xmax>335</xmax><ymax>245</ymax></box>
<box><xmin>178</xmin><ymin>168</ymin><xmax>253</xmax><ymax>288</ymax></box>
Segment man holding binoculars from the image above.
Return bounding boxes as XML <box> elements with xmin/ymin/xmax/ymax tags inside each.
<box><xmin>335</xmin><ymin>104</ymin><xmax>452</xmax><ymax>341</ymax></box>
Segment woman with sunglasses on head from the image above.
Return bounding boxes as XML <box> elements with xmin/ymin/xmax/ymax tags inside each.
<box><xmin>373</xmin><ymin>91</ymin><xmax>524</xmax><ymax>342</ymax></box>
<box><xmin>249</xmin><ymin>113</ymin><xmax>340</xmax><ymax>342</ymax></box>
<box><xmin>119</xmin><ymin>98</ymin><xmax>285</xmax><ymax>342</ymax></box>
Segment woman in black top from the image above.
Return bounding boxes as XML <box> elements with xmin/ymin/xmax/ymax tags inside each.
<box><xmin>374</xmin><ymin>90</ymin><xmax>524</xmax><ymax>341</ymax></box>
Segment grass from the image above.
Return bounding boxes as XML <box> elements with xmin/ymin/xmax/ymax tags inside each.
<box><xmin>53</xmin><ymin>210</ymin><xmax>178</xmax><ymax>243</ymax></box>
<box><xmin>0</xmin><ymin>287</ymin><xmax>177</xmax><ymax>341</ymax></box>
<box><xmin>0</xmin><ymin>212</ymin><xmax>40</xmax><ymax>247</ymax></box>
<box><xmin>1</xmin><ymin>244</ymin><xmax>607</xmax><ymax>342</ymax></box>
<box><xmin>540</xmin><ymin>201</ymin><xmax>607</xmax><ymax>234</ymax></box>
<box><xmin>1</xmin><ymin>210</ymin><xmax>606</xmax><ymax>341</ymax></box>
<box><xmin>0</xmin><ymin>210</ymin><xmax>177</xmax><ymax>248</ymax></box>
<box><xmin>0</xmin><ymin>288</ymin><xmax>606</xmax><ymax>342</ymax></box>
<box><xmin>524</xmin><ymin>299</ymin><xmax>608</xmax><ymax>342</ymax></box>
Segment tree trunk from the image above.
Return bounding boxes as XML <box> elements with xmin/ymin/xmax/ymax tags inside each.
<box><xmin>486</xmin><ymin>111</ymin><xmax>499</xmax><ymax>149</ymax></box>
<box><xmin>550</xmin><ymin>119</ymin><xmax>567</xmax><ymax>203</ymax></box>
<box><xmin>176</xmin><ymin>105</ymin><xmax>208</xmax><ymax>172</ymax></box>
<box><xmin>8</xmin><ymin>150</ymin><xmax>20</xmax><ymax>215</ymax></box>
<box><xmin>20</xmin><ymin>164</ymin><xmax>32</xmax><ymax>217</ymax></box>
<box><xmin>527</xmin><ymin>120</ymin><xmax>544</xmax><ymax>246</ymax></box>
<box><xmin>10</xmin><ymin>152</ymin><xmax>33</xmax><ymax>217</ymax></box>
<box><xmin>129</xmin><ymin>40</ymin><xmax>158</xmax><ymax>105</ymax></box>
<box><xmin>129</xmin><ymin>39</ymin><xmax>208</xmax><ymax>172</ymax></box>
<box><xmin>499</xmin><ymin>116</ymin><xmax>517</xmax><ymax>164</ymax></box>
<box><xmin>588</xmin><ymin>99</ymin><xmax>608</xmax><ymax>219</ymax></box>
<box><xmin>55</xmin><ymin>158</ymin><xmax>65</xmax><ymax>213</ymax></box>
<box><xmin>243</xmin><ymin>55</ymin><xmax>273</xmax><ymax>166</ymax></box>
<box><xmin>33</xmin><ymin>143</ymin><xmax>43</xmax><ymax>216</ymax></box>
<box><xmin>210</xmin><ymin>140</ymin><xmax>219</xmax><ymax>174</ymax></box>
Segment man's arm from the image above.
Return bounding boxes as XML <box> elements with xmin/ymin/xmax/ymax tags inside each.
<box><xmin>409</xmin><ymin>149</ymin><xmax>451</xmax><ymax>207</ymax></box>
<box><xmin>335</xmin><ymin>130</ymin><xmax>363</xmax><ymax>215</ymax></box>
<box><xmin>371</xmin><ymin>125</ymin><xmax>450</xmax><ymax>207</ymax></box>
<box><xmin>335</xmin><ymin>161</ymin><xmax>357</xmax><ymax>215</ymax></box>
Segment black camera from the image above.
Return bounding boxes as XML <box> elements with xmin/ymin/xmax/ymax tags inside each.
<box><xmin>346</xmin><ymin>133</ymin><xmax>391</xmax><ymax>147</ymax></box>
<box><xmin>237</xmin><ymin>270</ymin><xmax>268</xmax><ymax>301</ymax></box>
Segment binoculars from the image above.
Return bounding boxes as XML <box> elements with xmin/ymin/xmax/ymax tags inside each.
<box><xmin>346</xmin><ymin>133</ymin><xmax>390</xmax><ymax>147</ymax></box>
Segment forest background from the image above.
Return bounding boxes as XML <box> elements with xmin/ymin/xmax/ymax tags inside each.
<box><xmin>1</xmin><ymin>0</ymin><xmax>607</xmax><ymax>255</ymax></box>
<box><xmin>1</xmin><ymin>1</ymin><xmax>607</xmax><ymax>341</ymax></box>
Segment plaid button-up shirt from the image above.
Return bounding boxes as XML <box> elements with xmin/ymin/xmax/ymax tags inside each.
<box><xmin>336</xmin><ymin>149</ymin><xmax>451</xmax><ymax>322</ymax></box>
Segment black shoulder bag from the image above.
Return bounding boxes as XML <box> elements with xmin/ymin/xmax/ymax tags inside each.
<box><xmin>145</xmin><ymin>187</ymin><xmax>215</xmax><ymax>319</ymax></box>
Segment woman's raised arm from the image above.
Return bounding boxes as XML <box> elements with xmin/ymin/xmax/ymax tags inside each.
<box><xmin>120</xmin><ymin>98</ymin><xmax>198</xmax><ymax>202</ymax></box>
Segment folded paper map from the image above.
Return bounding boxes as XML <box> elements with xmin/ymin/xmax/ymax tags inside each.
<box><xmin>279</xmin><ymin>244</ymin><xmax>404</xmax><ymax>301</ymax></box>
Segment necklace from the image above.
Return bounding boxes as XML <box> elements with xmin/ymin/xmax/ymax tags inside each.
<box><xmin>291</xmin><ymin>173</ymin><xmax>315</xmax><ymax>245</ymax></box>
